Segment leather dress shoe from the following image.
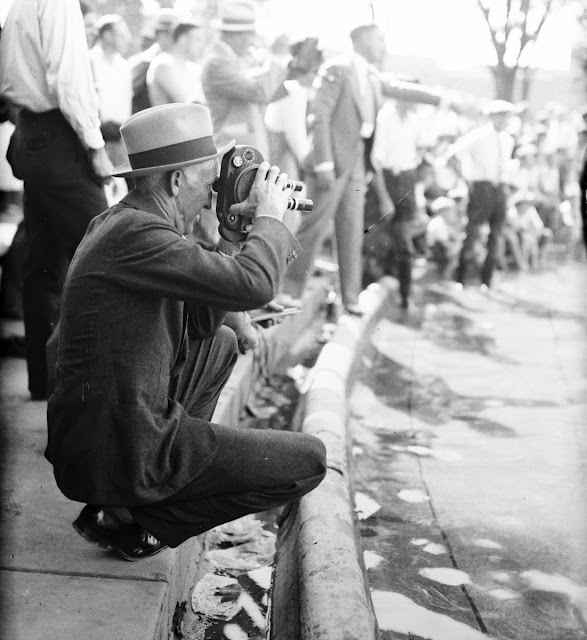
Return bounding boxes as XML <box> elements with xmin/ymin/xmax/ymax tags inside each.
<box><xmin>73</xmin><ymin>505</ymin><xmax>167</xmax><ymax>562</ymax></box>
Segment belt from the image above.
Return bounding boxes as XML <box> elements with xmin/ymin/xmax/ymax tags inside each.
<box><xmin>472</xmin><ymin>179</ymin><xmax>504</xmax><ymax>187</ymax></box>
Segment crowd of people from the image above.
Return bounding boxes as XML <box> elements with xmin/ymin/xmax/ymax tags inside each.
<box><xmin>0</xmin><ymin>0</ymin><xmax>585</xmax><ymax>560</ymax></box>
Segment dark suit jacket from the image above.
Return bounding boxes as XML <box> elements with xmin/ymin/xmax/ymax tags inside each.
<box><xmin>46</xmin><ymin>190</ymin><xmax>299</xmax><ymax>506</ymax></box>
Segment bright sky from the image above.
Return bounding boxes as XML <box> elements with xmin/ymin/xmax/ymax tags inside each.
<box><xmin>0</xmin><ymin>0</ymin><xmax>579</xmax><ymax>72</ymax></box>
<box><xmin>260</xmin><ymin>0</ymin><xmax>581</xmax><ymax>71</ymax></box>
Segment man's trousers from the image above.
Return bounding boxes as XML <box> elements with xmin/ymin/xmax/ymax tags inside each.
<box><xmin>456</xmin><ymin>180</ymin><xmax>507</xmax><ymax>287</ymax></box>
<box><xmin>130</xmin><ymin>326</ymin><xmax>327</xmax><ymax>547</ymax></box>
<box><xmin>281</xmin><ymin>156</ymin><xmax>366</xmax><ymax>308</ymax></box>
<box><xmin>8</xmin><ymin>109</ymin><xmax>108</xmax><ymax>397</ymax></box>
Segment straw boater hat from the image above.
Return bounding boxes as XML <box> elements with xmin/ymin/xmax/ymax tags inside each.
<box><xmin>485</xmin><ymin>99</ymin><xmax>517</xmax><ymax>116</ymax></box>
<box><xmin>213</xmin><ymin>0</ymin><xmax>257</xmax><ymax>32</ymax></box>
<box><xmin>111</xmin><ymin>104</ymin><xmax>235</xmax><ymax>178</ymax></box>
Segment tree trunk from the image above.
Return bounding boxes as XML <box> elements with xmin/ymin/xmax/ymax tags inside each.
<box><xmin>490</xmin><ymin>65</ymin><xmax>518</xmax><ymax>101</ymax></box>
<box><xmin>520</xmin><ymin>66</ymin><xmax>535</xmax><ymax>102</ymax></box>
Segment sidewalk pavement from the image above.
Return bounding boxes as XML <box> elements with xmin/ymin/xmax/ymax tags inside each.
<box><xmin>0</xmin><ymin>277</ymin><xmax>328</xmax><ymax>640</ymax></box>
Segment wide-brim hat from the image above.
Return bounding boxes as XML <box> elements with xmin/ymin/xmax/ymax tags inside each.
<box><xmin>485</xmin><ymin>99</ymin><xmax>517</xmax><ymax>116</ymax></box>
<box><xmin>112</xmin><ymin>104</ymin><xmax>235</xmax><ymax>178</ymax></box>
<box><xmin>212</xmin><ymin>0</ymin><xmax>257</xmax><ymax>32</ymax></box>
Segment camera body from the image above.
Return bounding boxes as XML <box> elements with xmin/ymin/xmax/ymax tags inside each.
<box><xmin>215</xmin><ymin>145</ymin><xmax>312</xmax><ymax>243</ymax></box>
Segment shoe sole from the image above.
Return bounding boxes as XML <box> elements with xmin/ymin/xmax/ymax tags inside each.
<box><xmin>72</xmin><ymin>522</ymin><xmax>166</xmax><ymax>562</ymax></box>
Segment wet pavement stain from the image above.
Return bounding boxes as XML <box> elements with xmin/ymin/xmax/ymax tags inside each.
<box><xmin>362</xmin><ymin>348</ymin><xmax>557</xmax><ymax>429</ymax></box>
<box><xmin>351</xmin><ymin>271</ymin><xmax>587</xmax><ymax>639</ymax></box>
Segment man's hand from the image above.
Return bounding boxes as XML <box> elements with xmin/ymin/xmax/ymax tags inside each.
<box><xmin>229</xmin><ymin>162</ymin><xmax>292</xmax><ymax>226</ymax></box>
<box><xmin>89</xmin><ymin>146</ymin><xmax>113</xmax><ymax>187</ymax></box>
<box><xmin>224</xmin><ymin>311</ymin><xmax>260</xmax><ymax>354</ymax></box>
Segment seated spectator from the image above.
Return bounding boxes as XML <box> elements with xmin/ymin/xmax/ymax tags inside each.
<box><xmin>147</xmin><ymin>20</ymin><xmax>207</xmax><ymax>107</ymax></box>
<box><xmin>426</xmin><ymin>196</ymin><xmax>462</xmax><ymax>278</ymax></box>
<box><xmin>512</xmin><ymin>192</ymin><xmax>549</xmax><ymax>270</ymax></box>
<box><xmin>45</xmin><ymin>103</ymin><xmax>325</xmax><ymax>560</ymax></box>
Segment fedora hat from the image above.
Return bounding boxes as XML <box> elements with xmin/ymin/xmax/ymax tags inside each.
<box><xmin>111</xmin><ymin>104</ymin><xmax>235</xmax><ymax>178</ymax></box>
<box><xmin>213</xmin><ymin>0</ymin><xmax>257</xmax><ymax>32</ymax></box>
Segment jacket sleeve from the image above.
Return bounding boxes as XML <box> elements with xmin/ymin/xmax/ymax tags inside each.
<box><xmin>110</xmin><ymin>214</ymin><xmax>299</xmax><ymax>312</ymax></box>
<box><xmin>307</xmin><ymin>63</ymin><xmax>345</xmax><ymax>169</ymax></box>
<box><xmin>202</xmin><ymin>56</ymin><xmax>284</xmax><ymax>105</ymax></box>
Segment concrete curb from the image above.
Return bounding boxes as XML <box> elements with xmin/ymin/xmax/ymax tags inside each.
<box><xmin>272</xmin><ymin>280</ymin><xmax>394</xmax><ymax>639</ymax></box>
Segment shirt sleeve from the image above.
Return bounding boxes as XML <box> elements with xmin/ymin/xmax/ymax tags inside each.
<box><xmin>39</xmin><ymin>0</ymin><xmax>104</xmax><ymax>149</ymax></box>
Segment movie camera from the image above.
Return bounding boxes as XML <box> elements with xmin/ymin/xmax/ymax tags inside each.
<box><xmin>214</xmin><ymin>145</ymin><xmax>313</xmax><ymax>243</ymax></box>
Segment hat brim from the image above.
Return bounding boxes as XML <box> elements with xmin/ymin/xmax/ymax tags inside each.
<box><xmin>111</xmin><ymin>139</ymin><xmax>236</xmax><ymax>178</ymax></box>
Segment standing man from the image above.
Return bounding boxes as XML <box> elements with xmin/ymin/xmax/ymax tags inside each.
<box><xmin>128</xmin><ymin>9</ymin><xmax>179</xmax><ymax>115</ymax></box>
<box><xmin>448</xmin><ymin>100</ymin><xmax>516</xmax><ymax>288</ymax></box>
<box><xmin>90</xmin><ymin>14</ymin><xmax>133</xmax><ymax>202</ymax></box>
<box><xmin>46</xmin><ymin>103</ymin><xmax>326</xmax><ymax>559</ymax></box>
<box><xmin>201</xmin><ymin>0</ymin><xmax>285</xmax><ymax>157</ymax></box>
<box><xmin>279</xmin><ymin>24</ymin><xmax>448</xmax><ymax>314</ymax></box>
<box><xmin>0</xmin><ymin>0</ymin><xmax>111</xmax><ymax>400</ymax></box>
<box><xmin>370</xmin><ymin>97</ymin><xmax>426</xmax><ymax>309</ymax></box>
<box><xmin>147</xmin><ymin>21</ymin><xmax>207</xmax><ymax>107</ymax></box>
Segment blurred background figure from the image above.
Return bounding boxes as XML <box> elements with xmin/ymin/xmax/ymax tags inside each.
<box><xmin>90</xmin><ymin>14</ymin><xmax>132</xmax><ymax>204</ymax></box>
<box><xmin>129</xmin><ymin>9</ymin><xmax>179</xmax><ymax>114</ymax></box>
<box><xmin>0</xmin><ymin>98</ymin><xmax>24</xmax><ymax>322</ymax></box>
<box><xmin>201</xmin><ymin>0</ymin><xmax>286</xmax><ymax>157</ymax></box>
<box><xmin>426</xmin><ymin>195</ymin><xmax>462</xmax><ymax>279</ymax></box>
<box><xmin>448</xmin><ymin>100</ymin><xmax>517</xmax><ymax>288</ymax></box>
<box><xmin>279</xmin><ymin>23</ymin><xmax>388</xmax><ymax>314</ymax></box>
<box><xmin>0</xmin><ymin>0</ymin><xmax>111</xmax><ymax>400</ymax></box>
<box><xmin>147</xmin><ymin>20</ymin><xmax>207</xmax><ymax>107</ymax></box>
<box><xmin>369</xmin><ymin>97</ymin><xmax>428</xmax><ymax>309</ymax></box>
<box><xmin>264</xmin><ymin>36</ymin><xmax>323</xmax><ymax>232</ymax></box>
<box><xmin>80</xmin><ymin>0</ymin><xmax>99</xmax><ymax>48</ymax></box>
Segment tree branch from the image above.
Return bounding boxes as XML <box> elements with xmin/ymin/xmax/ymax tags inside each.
<box><xmin>520</xmin><ymin>0</ymin><xmax>554</xmax><ymax>54</ymax></box>
<box><xmin>476</xmin><ymin>0</ymin><xmax>502</xmax><ymax>62</ymax></box>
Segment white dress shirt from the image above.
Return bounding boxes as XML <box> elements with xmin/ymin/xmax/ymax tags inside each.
<box><xmin>0</xmin><ymin>0</ymin><xmax>104</xmax><ymax>149</ymax></box>
<box><xmin>449</xmin><ymin>123</ymin><xmax>514</xmax><ymax>183</ymax></box>
<box><xmin>372</xmin><ymin>101</ymin><xmax>422</xmax><ymax>173</ymax></box>
<box><xmin>90</xmin><ymin>45</ymin><xmax>132</xmax><ymax>125</ymax></box>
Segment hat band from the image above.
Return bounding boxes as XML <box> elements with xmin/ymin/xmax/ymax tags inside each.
<box><xmin>128</xmin><ymin>136</ymin><xmax>217</xmax><ymax>170</ymax></box>
<box><xmin>221</xmin><ymin>17</ymin><xmax>255</xmax><ymax>27</ymax></box>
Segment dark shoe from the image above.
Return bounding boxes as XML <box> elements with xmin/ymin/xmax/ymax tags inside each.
<box><xmin>73</xmin><ymin>505</ymin><xmax>167</xmax><ymax>561</ymax></box>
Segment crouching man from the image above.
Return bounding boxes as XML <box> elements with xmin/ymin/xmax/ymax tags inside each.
<box><xmin>46</xmin><ymin>103</ymin><xmax>326</xmax><ymax>560</ymax></box>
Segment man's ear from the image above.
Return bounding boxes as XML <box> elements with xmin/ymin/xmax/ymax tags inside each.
<box><xmin>169</xmin><ymin>169</ymin><xmax>183</xmax><ymax>196</ymax></box>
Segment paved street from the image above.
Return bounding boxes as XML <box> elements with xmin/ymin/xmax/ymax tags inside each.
<box><xmin>349</xmin><ymin>262</ymin><xmax>587</xmax><ymax>639</ymax></box>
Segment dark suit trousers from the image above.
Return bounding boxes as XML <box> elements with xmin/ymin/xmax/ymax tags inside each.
<box><xmin>456</xmin><ymin>181</ymin><xmax>507</xmax><ymax>287</ymax></box>
<box><xmin>281</xmin><ymin>155</ymin><xmax>366</xmax><ymax>308</ymax></box>
<box><xmin>130</xmin><ymin>326</ymin><xmax>327</xmax><ymax>547</ymax></box>
<box><xmin>8</xmin><ymin>109</ymin><xmax>108</xmax><ymax>396</ymax></box>
<box><xmin>383</xmin><ymin>169</ymin><xmax>418</xmax><ymax>304</ymax></box>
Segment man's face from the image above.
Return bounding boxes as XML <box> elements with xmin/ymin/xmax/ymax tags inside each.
<box><xmin>358</xmin><ymin>28</ymin><xmax>386</xmax><ymax>66</ymax></box>
<box><xmin>111</xmin><ymin>22</ymin><xmax>131</xmax><ymax>56</ymax></box>
<box><xmin>178</xmin><ymin>160</ymin><xmax>220</xmax><ymax>233</ymax></box>
<box><xmin>491</xmin><ymin>112</ymin><xmax>511</xmax><ymax>132</ymax></box>
<box><xmin>84</xmin><ymin>12</ymin><xmax>98</xmax><ymax>47</ymax></box>
<box><xmin>186</xmin><ymin>27</ymin><xmax>206</xmax><ymax>61</ymax></box>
